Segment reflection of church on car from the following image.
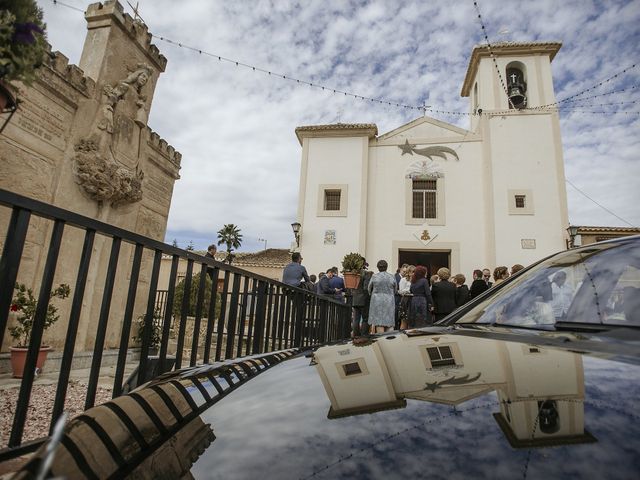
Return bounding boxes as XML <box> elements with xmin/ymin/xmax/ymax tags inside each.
<box><xmin>313</xmin><ymin>334</ymin><xmax>596</xmax><ymax>448</ymax></box>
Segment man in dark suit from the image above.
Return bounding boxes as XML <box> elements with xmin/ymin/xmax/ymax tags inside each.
<box><xmin>482</xmin><ymin>268</ymin><xmax>493</xmax><ymax>288</ymax></box>
<box><xmin>431</xmin><ymin>267</ymin><xmax>457</xmax><ymax>322</ymax></box>
<box><xmin>469</xmin><ymin>269</ymin><xmax>489</xmax><ymax>299</ymax></box>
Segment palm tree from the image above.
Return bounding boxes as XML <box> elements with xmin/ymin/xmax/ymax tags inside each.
<box><xmin>217</xmin><ymin>224</ymin><xmax>242</xmax><ymax>264</ymax></box>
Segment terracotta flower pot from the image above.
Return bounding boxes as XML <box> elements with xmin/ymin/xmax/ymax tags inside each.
<box><xmin>343</xmin><ymin>271</ymin><xmax>360</xmax><ymax>289</ymax></box>
<box><xmin>10</xmin><ymin>346</ymin><xmax>52</xmax><ymax>378</ymax></box>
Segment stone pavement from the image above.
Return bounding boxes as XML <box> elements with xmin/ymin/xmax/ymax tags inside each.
<box><xmin>0</xmin><ymin>361</ymin><xmax>138</xmax><ymax>478</ymax></box>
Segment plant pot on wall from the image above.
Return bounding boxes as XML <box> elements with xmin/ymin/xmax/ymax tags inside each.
<box><xmin>10</xmin><ymin>345</ymin><xmax>52</xmax><ymax>378</ymax></box>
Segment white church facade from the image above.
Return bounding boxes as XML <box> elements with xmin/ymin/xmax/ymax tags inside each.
<box><xmin>294</xmin><ymin>42</ymin><xmax>570</xmax><ymax>278</ymax></box>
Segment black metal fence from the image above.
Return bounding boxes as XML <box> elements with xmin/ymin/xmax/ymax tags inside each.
<box><xmin>0</xmin><ymin>189</ymin><xmax>350</xmax><ymax>458</ymax></box>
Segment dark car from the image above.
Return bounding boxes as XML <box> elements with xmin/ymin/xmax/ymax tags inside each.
<box><xmin>15</xmin><ymin>237</ymin><xmax>640</xmax><ymax>479</ymax></box>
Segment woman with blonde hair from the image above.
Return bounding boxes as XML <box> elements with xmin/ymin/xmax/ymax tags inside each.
<box><xmin>431</xmin><ymin>267</ymin><xmax>457</xmax><ymax>322</ymax></box>
<box><xmin>398</xmin><ymin>265</ymin><xmax>415</xmax><ymax>330</ymax></box>
<box><xmin>493</xmin><ymin>266</ymin><xmax>509</xmax><ymax>286</ymax></box>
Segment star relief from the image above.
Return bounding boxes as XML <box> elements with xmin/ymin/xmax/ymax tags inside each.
<box><xmin>399</xmin><ymin>139</ymin><xmax>416</xmax><ymax>155</ymax></box>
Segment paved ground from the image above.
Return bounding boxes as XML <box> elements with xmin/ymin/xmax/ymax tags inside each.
<box><xmin>0</xmin><ymin>362</ymin><xmax>138</xmax><ymax>477</ymax></box>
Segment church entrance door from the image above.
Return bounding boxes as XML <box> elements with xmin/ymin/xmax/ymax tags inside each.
<box><xmin>398</xmin><ymin>250</ymin><xmax>450</xmax><ymax>279</ymax></box>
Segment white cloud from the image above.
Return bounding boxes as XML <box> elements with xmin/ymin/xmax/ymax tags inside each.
<box><xmin>37</xmin><ymin>0</ymin><xmax>640</xmax><ymax>251</ymax></box>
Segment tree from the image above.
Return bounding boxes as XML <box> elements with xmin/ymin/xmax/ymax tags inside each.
<box><xmin>186</xmin><ymin>240</ymin><xmax>195</xmax><ymax>251</ymax></box>
<box><xmin>217</xmin><ymin>224</ymin><xmax>242</xmax><ymax>264</ymax></box>
<box><xmin>172</xmin><ymin>272</ymin><xmax>221</xmax><ymax>318</ymax></box>
<box><xmin>171</xmin><ymin>239</ymin><xmax>178</xmax><ymax>247</ymax></box>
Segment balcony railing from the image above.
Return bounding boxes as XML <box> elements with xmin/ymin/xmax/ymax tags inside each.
<box><xmin>0</xmin><ymin>188</ymin><xmax>351</xmax><ymax>459</ymax></box>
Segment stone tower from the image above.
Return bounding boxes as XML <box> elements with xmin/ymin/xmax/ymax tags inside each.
<box><xmin>0</xmin><ymin>0</ymin><xmax>181</xmax><ymax>353</ymax></box>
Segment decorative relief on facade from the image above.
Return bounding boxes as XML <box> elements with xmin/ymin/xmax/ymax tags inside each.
<box><xmin>398</xmin><ymin>139</ymin><xmax>460</xmax><ymax>161</ymax></box>
<box><xmin>73</xmin><ymin>139</ymin><xmax>144</xmax><ymax>206</ymax></box>
<box><xmin>73</xmin><ymin>63</ymin><xmax>154</xmax><ymax>206</ymax></box>
<box><xmin>137</xmin><ymin>207</ymin><xmax>164</xmax><ymax>240</ymax></box>
<box><xmin>324</xmin><ymin>230</ymin><xmax>336</xmax><ymax>245</ymax></box>
<box><xmin>405</xmin><ymin>159</ymin><xmax>444</xmax><ymax>179</ymax></box>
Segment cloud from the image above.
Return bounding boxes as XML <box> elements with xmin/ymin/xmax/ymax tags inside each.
<box><xmin>37</xmin><ymin>0</ymin><xmax>640</xmax><ymax>252</ymax></box>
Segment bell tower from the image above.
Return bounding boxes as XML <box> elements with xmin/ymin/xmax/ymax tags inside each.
<box><xmin>460</xmin><ymin>42</ymin><xmax>569</xmax><ymax>268</ymax></box>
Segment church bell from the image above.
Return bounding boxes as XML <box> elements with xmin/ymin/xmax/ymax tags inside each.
<box><xmin>507</xmin><ymin>68</ymin><xmax>527</xmax><ymax>109</ymax></box>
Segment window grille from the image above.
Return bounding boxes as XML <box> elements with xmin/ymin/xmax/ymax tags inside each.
<box><xmin>426</xmin><ymin>345</ymin><xmax>455</xmax><ymax>367</ymax></box>
<box><xmin>412</xmin><ymin>179</ymin><xmax>437</xmax><ymax>218</ymax></box>
<box><xmin>515</xmin><ymin>195</ymin><xmax>526</xmax><ymax>208</ymax></box>
<box><xmin>343</xmin><ymin>362</ymin><xmax>362</xmax><ymax>376</ymax></box>
<box><xmin>324</xmin><ymin>190</ymin><xmax>341</xmax><ymax>211</ymax></box>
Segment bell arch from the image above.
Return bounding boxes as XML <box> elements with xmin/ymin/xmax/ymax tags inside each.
<box><xmin>505</xmin><ymin>61</ymin><xmax>527</xmax><ymax>109</ymax></box>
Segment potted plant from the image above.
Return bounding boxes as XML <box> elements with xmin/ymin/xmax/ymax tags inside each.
<box><xmin>0</xmin><ymin>1</ymin><xmax>47</xmax><ymax>110</ymax></box>
<box><xmin>132</xmin><ymin>308</ymin><xmax>162</xmax><ymax>356</ymax></box>
<box><xmin>8</xmin><ymin>282</ymin><xmax>70</xmax><ymax>378</ymax></box>
<box><xmin>341</xmin><ymin>252</ymin><xmax>366</xmax><ymax>289</ymax></box>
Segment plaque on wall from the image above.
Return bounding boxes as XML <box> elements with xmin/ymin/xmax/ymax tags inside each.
<box><xmin>521</xmin><ymin>239</ymin><xmax>536</xmax><ymax>249</ymax></box>
<box><xmin>324</xmin><ymin>230</ymin><xmax>336</xmax><ymax>245</ymax></box>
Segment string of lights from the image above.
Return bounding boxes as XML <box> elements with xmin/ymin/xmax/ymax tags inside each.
<box><xmin>51</xmin><ymin>0</ymin><xmax>84</xmax><ymax>13</ymax></box>
<box><xmin>559</xmin><ymin>84</ymin><xmax>639</xmax><ymax>105</ymax></box>
<box><xmin>536</xmin><ymin>65</ymin><xmax>639</xmax><ymax>110</ymax></box>
<box><xmin>560</xmin><ymin>98</ymin><xmax>638</xmax><ymax>109</ymax></box>
<box><xmin>45</xmin><ymin>0</ymin><xmax>638</xmax><ymax>120</ymax></box>
<box><xmin>561</xmin><ymin>110</ymin><xmax>640</xmax><ymax>115</ymax></box>
<box><xmin>472</xmin><ymin>0</ymin><xmax>515</xmax><ymax>109</ymax></box>
<box><xmin>566</xmin><ymin>179</ymin><xmax>636</xmax><ymax>227</ymax></box>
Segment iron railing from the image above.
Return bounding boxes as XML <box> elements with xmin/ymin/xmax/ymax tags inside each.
<box><xmin>0</xmin><ymin>188</ymin><xmax>351</xmax><ymax>458</ymax></box>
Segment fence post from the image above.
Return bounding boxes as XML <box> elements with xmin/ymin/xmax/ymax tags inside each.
<box><xmin>251</xmin><ymin>280</ymin><xmax>267</xmax><ymax>354</ymax></box>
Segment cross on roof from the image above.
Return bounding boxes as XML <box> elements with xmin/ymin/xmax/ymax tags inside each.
<box><xmin>127</xmin><ymin>1</ymin><xmax>146</xmax><ymax>24</ymax></box>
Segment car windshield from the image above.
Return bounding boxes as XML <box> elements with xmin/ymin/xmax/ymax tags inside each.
<box><xmin>455</xmin><ymin>237</ymin><xmax>640</xmax><ymax>329</ymax></box>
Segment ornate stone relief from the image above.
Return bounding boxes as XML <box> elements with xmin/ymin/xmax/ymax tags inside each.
<box><xmin>73</xmin><ymin>139</ymin><xmax>144</xmax><ymax>206</ymax></box>
<box><xmin>73</xmin><ymin>63</ymin><xmax>153</xmax><ymax>206</ymax></box>
<box><xmin>405</xmin><ymin>159</ymin><xmax>444</xmax><ymax>179</ymax></box>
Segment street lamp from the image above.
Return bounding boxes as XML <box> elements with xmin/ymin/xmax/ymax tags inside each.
<box><xmin>258</xmin><ymin>237</ymin><xmax>267</xmax><ymax>250</ymax></box>
<box><xmin>291</xmin><ymin>222</ymin><xmax>301</xmax><ymax>248</ymax></box>
<box><xmin>566</xmin><ymin>225</ymin><xmax>579</xmax><ymax>249</ymax></box>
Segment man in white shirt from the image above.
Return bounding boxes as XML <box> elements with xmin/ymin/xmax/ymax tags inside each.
<box><xmin>551</xmin><ymin>271</ymin><xmax>573</xmax><ymax>319</ymax></box>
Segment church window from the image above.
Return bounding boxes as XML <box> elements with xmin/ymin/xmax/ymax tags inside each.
<box><xmin>324</xmin><ymin>189</ymin><xmax>341</xmax><ymax>211</ymax></box>
<box><xmin>317</xmin><ymin>184</ymin><xmax>348</xmax><ymax>217</ymax></box>
<box><xmin>342</xmin><ymin>362</ymin><xmax>362</xmax><ymax>376</ymax></box>
<box><xmin>508</xmin><ymin>189</ymin><xmax>534</xmax><ymax>215</ymax></box>
<box><xmin>426</xmin><ymin>345</ymin><xmax>456</xmax><ymax>368</ymax></box>
<box><xmin>412</xmin><ymin>179</ymin><xmax>437</xmax><ymax>219</ymax></box>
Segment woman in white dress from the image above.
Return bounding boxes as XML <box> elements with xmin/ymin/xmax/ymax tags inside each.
<box><xmin>367</xmin><ymin>260</ymin><xmax>398</xmax><ymax>333</ymax></box>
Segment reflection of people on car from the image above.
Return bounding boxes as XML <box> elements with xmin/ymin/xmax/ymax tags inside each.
<box><xmin>551</xmin><ymin>271</ymin><xmax>573</xmax><ymax>319</ymax></box>
<box><xmin>622</xmin><ymin>286</ymin><xmax>640</xmax><ymax>324</ymax></box>
<box><xmin>496</xmin><ymin>281</ymin><xmax>554</xmax><ymax>326</ymax></box>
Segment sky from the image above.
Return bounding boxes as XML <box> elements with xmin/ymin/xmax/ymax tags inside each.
<box><xmin>36</xmin><ymin>0</ymin><xmax>640</xmax><ymax>252</ymax></box>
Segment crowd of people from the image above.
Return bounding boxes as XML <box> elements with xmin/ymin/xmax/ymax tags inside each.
<box><xmin>281</xmin><ymin>252</ymin><xmax>528</xmax><ymax>337</ymax></box>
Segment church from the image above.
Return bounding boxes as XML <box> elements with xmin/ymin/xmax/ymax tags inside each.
<box><xmin>294</xmin><ymin>42</ymin><xmax>569</xmax><ymax>278</ymax></box>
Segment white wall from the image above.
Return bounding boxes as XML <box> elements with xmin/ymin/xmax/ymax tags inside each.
<box><xmin>298</xmin><ymin>136</ymin><xmax>368</xmax><ymax>276</ymax></box>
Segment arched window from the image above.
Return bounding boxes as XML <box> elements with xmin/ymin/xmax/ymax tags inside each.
<box><xmin>473</xmin><ymin>82</ymin><xmax>479</xmax><ymax>114</ymax></box>
<box><xmin>506</xmin><ymin>62</ymin><xmax>527</xmax><ymax>109</ymax></box>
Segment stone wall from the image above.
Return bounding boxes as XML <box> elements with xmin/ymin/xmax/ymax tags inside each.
<box><xmin>0</xmin><ymin>1</ymin><xmax>181</xmax><ymax>353</ymax></box>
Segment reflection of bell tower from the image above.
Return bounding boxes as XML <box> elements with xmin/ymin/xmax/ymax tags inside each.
<box><xmin>493</xmin><ymin>343</ymin><xmax>596</xmax><ymax>448</ymax></box>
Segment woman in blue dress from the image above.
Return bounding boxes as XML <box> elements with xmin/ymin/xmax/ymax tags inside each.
<box><xmin>367</xmin><ymin>260</ymin><xmax>397</xmax><ymax>333</ymax></box>
<box><xmin>408</xmin><ymin>265</ymin><xmax>433</xmax><ymax>328</ymax></box>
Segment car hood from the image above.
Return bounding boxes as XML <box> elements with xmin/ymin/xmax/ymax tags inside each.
<box><xmin>23</xmin><ymin>330</ymin><xmax>640</xmax><ymax>479</ymax></box>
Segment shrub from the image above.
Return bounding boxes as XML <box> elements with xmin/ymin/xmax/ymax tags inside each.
<box><xmin>173</xmin><ymin>272</ymin><xmax>221</xmax><ymax>318</ymax></box>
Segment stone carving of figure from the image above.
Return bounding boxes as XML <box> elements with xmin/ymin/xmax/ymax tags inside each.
<box><xmin>97</xmin><ymin>63</ymin><xmax>152</xmax><ymax>135</ymax></box>
<box><xmin>75</xmin><ymin>63</ymin><xmax>153</xmax><ymax>207</ymax></box>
